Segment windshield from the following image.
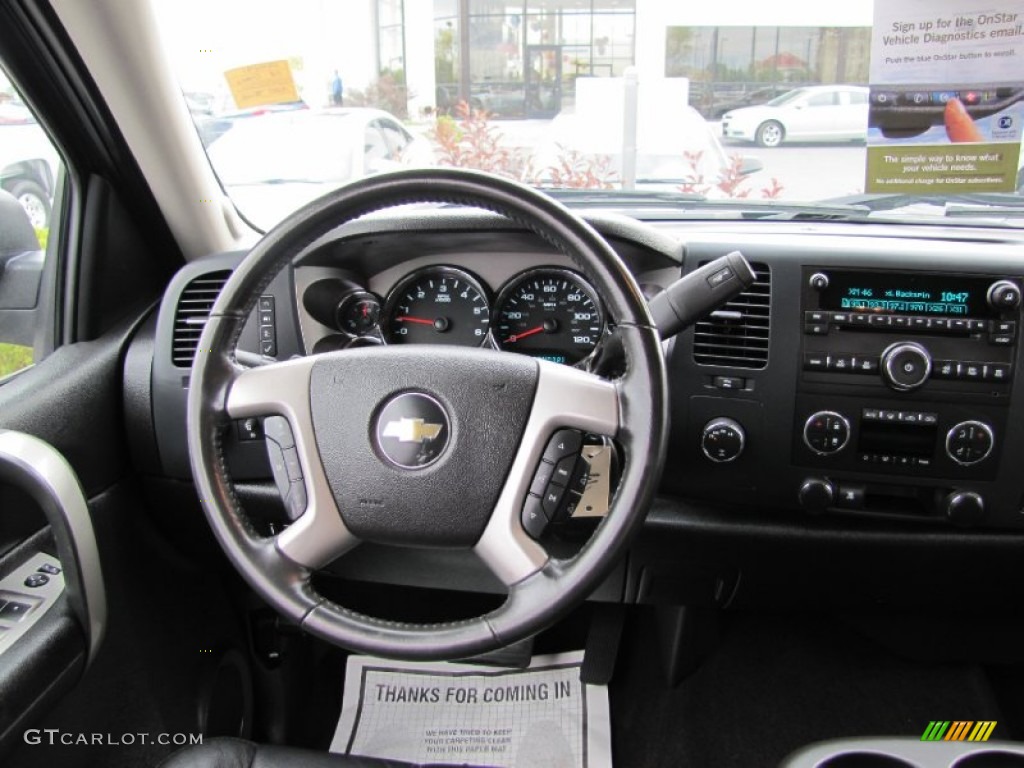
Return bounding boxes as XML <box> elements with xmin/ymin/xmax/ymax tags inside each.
<box><xmin>765</xmin><ymin>89</ymin><xmax>808</xmax><ymax>107</ymax></box>
<box><xmin>153</xmin><ymin>0</ymin><xmax>1024</xmax><ymax>231</ymax></box>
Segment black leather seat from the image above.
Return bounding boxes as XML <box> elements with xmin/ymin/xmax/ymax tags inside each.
<box><xmin>159</xmin><ymin>738</ymin><xmax>416</xmax><ymax>768</ymax></box>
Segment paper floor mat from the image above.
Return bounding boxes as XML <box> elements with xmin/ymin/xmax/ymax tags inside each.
<box><xmin>329</xmin><ymin>651</ymin><xmax>611</xmax><ymax>767</ymax></box>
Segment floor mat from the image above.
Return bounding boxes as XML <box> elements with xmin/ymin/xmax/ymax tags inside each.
<box><xmin>329</xmin><ymin>651</ymin><xmax>611</xmax><ymax>767</ymax></box>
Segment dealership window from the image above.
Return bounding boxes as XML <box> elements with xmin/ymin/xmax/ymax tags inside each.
<box><xmin>665</xmin><ymin>24</ymin><xmax>870</xmax><ymax>119</ymax></box>
<box><xmin>377</xmin><ymin>0</ymin><xmax>406</xmax><ymax>82</ymax></box>
<box><xmin>438</xmin><ymin>0</ymin><xmax>635</xmax><ymax>118</ymax></box>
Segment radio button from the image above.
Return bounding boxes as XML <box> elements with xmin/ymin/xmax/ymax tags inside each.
<box><xmin>869</xmin><ymin>315</ymin><xmax>892</xmax><ymax>328</ymax></box>
<box><xmin>969</xmin><ymin>319</ymin><xmax>988</xmax><ymax>333</ymax></box>
<box><xmin>950</xmin><ymin>319</ymin><xmax>970</xmax><ymax>333</ymax></box>
<box><xmin>880</xmin><ymin>409</ymin><xmax>899</xmax><ymax>422</ymax></box>
<box><xmin>990</xmin><ymin>334</ymin><xmax>1014</xmax><ymax>346</ymax></box>
<box><xmin>805</xmin><ymin>323</ymin><xmax>829</xmax><ymax>336</ymax></box>
<box><xmin>828</xmin><ymin>355</ymin><xmax>852</xmax><ymax>372</ymax></box>
<box><xmin>933</xmin><ymin>360</ymin><xmax>957</xmax><ymax>379</ymax></box>
<box><xmin>862</xmin><ymin>408</ymin><xmax>880</xmax><ymax>420</ymax></box>
<box><xmin>898</xmin><ymin>411</ymin><xmax>920</xmax><ymax>423</ymax></box>
<box><xmin>992</xmin><ymin>320</ymin><xmax>1016</xmax><ymax>336</ymax></box>
<box><xmin>831</xmin><ymin>312</ymin><xmax>850</xmax><ymax>324</ymax></box>
<box><xmin>804</xmin><ymin>353</ymin><xmax>827</xmax><ymax>371</ymax></box>
<box><xmin>892</xmin><ymin>316</ymin><xmax>911</xmax><ymax>328</ymax></box>
<box><xmin>851</xmin><ymin>356</ymin><xmax>879</xmax><ymax>374</ymax></box>
<box><xmin>983</xmin><ymin>363</ymin><xmax>1010</xmax><ymax>382</ymax></box>
<box><xmin>958</xmin><ymin>362</ymin><xmax>983</xmax><ymax>381</ymax></box>
<box><xmin>882</xmin><ymin>341</ymin><xmax>932</xmax><ymax>391</ymax></box>
<box><xmin>920</xmin><ymin>412</ymin><xmax>938</xmax><ymax>425</ymax></box>
<box><xmin>911</xmin><ymin>317</ymin><xmax>929</xmax><ymax>331</ymax></box>
<box><xmin>850</xmin><ymin>313</ymin><xmax>870</xmax><ymax>327</ymax></box>
<box><xmin>805</xmin><ymin>311</ymin><xmax>829</xmax><ymax>324</ymax></box>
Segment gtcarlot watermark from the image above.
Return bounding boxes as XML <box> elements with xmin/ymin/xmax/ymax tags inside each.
<box><xmin>24</xmin><ymin>729</ymin><xmax>203</xmax><ymax>747</ymax></box>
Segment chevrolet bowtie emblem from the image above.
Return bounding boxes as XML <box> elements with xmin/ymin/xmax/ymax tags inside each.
<box><xmin>381</xmin><ymin>417</ymin><xmax>444</xmax><ymax>444</ymax></box>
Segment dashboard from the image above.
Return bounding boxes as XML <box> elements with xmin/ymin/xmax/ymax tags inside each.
<box><xmin>133</xmin><ymin>210</ymin><xmax>1024</xmax><ymax>611</ymax></box>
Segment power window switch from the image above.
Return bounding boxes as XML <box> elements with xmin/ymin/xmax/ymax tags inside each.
<box><xmin>0</xmin><ymin>600</ymin><xmax>32</xmax><ymax>621</ymax></box>
<box><xmin>37</xmin><ymin>563</ymin><xmax>61</xmax><ymax>575</ymax></box>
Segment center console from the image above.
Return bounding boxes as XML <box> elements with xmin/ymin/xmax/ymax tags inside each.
<box><xmin>667</xmin><ymin>247</ymin><xmax>1024</xmax><ymax>530</ymax></box>
<box><xmin>793</xmin><ymin>267</ymin><xmax>1019</xmax><ymax>522</ymax></box>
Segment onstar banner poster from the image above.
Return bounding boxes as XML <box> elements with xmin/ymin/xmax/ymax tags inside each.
<box><xmin>866</xmin><ymin>0</ymin><xmax>1024</xmax><ymax>193</ymax></box>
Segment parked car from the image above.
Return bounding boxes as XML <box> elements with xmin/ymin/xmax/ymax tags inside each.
<box><xmin>722</xmin><ymin>84</ymin><xmax>869</xmax><ymax>147</ymax></box>
<box><xmin>534</xmin><ymin>104</ymin><xmax>762</xmax><ymax>191</ymax></box>
<box><xmin>0</xmin><ymin>122</ymin><xmax>59</xmax><ymax>227</ymax></box>
<box><xmin>205</xmin><ymin>108</ymin><xmax>432</xmax><ymax>229</ymax></box>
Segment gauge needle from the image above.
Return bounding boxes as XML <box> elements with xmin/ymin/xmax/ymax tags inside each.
<box><xmin>396</xmin><ymin>315</ymin><xmax>435</xmax><ymax>326</ymax></box>
<box><xmin>508</xmin><ymin>325</ymin><xmax>544</xmax><ymax>343</ymax></box>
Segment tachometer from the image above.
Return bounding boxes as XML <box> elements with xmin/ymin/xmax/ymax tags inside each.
<box><xmin>494</xmin><ymin>269</ymin><xmax>604</xmax><ymax>364</ymax></box>
<box><xmin>384</xmin><ymin>267</ymin><xmax>491</xmax><ymax>347</ymax></box>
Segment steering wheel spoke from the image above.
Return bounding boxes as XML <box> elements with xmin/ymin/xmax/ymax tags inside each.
<box><xmin>475</xmin><ymin>361</ymin><xmax>619</xmax><ymax>586</ymax></box>
<box><xmin>226</xmin><ymin>357</ymin><xmax>359</xmax><ymax>569</ymax></box>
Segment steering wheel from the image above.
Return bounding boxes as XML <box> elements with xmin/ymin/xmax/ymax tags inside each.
<box><xmin>187</xmin><ymin>168</ymin><xmax>668</xmax><ymax>660</ymax></box>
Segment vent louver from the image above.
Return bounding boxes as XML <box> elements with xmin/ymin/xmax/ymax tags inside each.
<box><xmin>171</xmin><ymin>270</ymin><xmax>232</xmax><ymax>367</ymax></box>
<box><xmin>692</xmin><ymin>262</ymin><xmax>771</xmax><ymax>369</ymax></box>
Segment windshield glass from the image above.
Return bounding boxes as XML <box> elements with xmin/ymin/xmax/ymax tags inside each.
<box><xmin>153</xmin><ymin>0</ymin><xmax>1024</xmax><ymax>231</ymax></box>
<box><xmin>765</xmin><ymin>89</ymin><xmax>808</xmax><ymax>107</ymax></box>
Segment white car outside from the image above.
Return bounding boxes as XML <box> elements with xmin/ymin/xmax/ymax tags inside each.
<box><xmin>206</xmin><ymin>108</ymin><xmax>433</xmax><ymax>230</ymax></box>
<box><xmin>0</xmin><ymin>122</ymin><xmax>60</xmax><ymax>228</ymax></box>
<box><xmin>722</xmin><ymin>85</ymin><xmax>869</xmax><ymax>148</ymax></box>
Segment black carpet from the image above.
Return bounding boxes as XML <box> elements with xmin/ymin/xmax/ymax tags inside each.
<box><xmin>610</xmin><ymin>610</ymin><xmax>1004</xmax><ymax>768</ymax></box>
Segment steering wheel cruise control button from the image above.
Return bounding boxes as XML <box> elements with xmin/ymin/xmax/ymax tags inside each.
<box><xmin>263</xmin><ymin>416</ymin><xmax>307</xmax><ymax>519</ymax></box>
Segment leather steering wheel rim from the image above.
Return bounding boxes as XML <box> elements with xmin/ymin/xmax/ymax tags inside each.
<box><xmin>187</xmin><ymin>168</ymin><xmax>668</xmax><ymax>660</ymax></box>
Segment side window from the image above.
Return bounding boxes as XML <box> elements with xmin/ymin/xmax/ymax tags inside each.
<box><xmin>848</xmin><ymin>91</ymin><xmax>868</xmax><ymax>105</ymax></box>
<box><xmin>806</xmin><ymin>92</ymin><xmax>839</xmax><ymax>107</ymax></box>
<box><xmin>364</xmin><ymin>124</ymin><xmax>390</xmax><ymax>165</ymax></box>
<box><xmin>0</xmin><ymin>68</ymin><xmax>63</xmax><ymax>379</ymax></box>
<box><xmin>381</xmin><ymin>121</ymin><xmax>410</xmax><ymax>159</ymax></box>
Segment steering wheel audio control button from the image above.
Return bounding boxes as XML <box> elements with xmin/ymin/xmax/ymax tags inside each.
<box><xmin>551</xmin><ymin>455</ymin><xmax>577</xmax><ymax>485</ymax></box>
<box><xmin>542</xmin><ymin>429</ymin><xmax>582</xmax><ymax>464</ymax></box>
<box><xmin>529</xmin><ymin>461</ymin><xmax>555</xmax><ymax>496</ymax></box>
<box><xmin>541</xmin><ymin>484</ymin><xmax>568</xmax><ymax>517</ymax></box>
<box><xmin>521</xmin><ymin>494</ymin><xmax>550</xmax><ymax>539</ymax></box>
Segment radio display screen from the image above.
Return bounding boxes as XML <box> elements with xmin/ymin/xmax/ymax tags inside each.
<box><xmin>819</xmin><ymin>272</ymin><xmax>996</xmax><ymax>317</ymax></box>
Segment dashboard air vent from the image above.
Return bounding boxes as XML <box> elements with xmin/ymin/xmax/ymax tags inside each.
<box><xmin>171</xmin><ymin>270</ymin><xmax>232</xmax><ymax>367</ymax></box>
<box><xmin>692</xmin><ymin>262</ymin><xmax>770</xmax><ymax>369</ymax></box>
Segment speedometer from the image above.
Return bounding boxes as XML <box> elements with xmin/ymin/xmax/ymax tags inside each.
<box><xmin>384</xmin><ymin>267</ymin><xmax>491</xmax><ymax>347</ymax></box>
<box><xmin>494</xmin><ymin>269</ymin><xmax>604</xmax><ymax>364</ymax></box>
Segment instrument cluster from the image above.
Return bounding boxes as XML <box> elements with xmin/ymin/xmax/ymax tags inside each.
<box><xmin>302</xmin><ymin>265</ymin><xmax>606</xmax><ymax>365</ymax></box>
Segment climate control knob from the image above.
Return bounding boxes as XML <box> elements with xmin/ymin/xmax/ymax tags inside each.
<box><xmin>881</xmin><ymin>341</ymin><xmax>932</xmax><ymax>391</ymax></box>
<box><xmin>945</xmin><ymin>421</ymin><xmax>994</xmax><ymax>466</ymax></box>
<box><xmin>987</xmin><ymin>280</ymin><xmax>1021</xmax><ymax>311</ymax></box>
<box><xmin>803</xmin><ymin>411</ymin><xmax>850</xmax><ymax>455</ymax></box>
<box><xmin>701</xmin><ymin>418</ymin><xmax>745</xmax><ymax>463</ymax></box>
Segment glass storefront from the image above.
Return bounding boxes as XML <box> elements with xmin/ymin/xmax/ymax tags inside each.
<box><xmin>665</xmin><ymin>25</ymin><xmax>871</xmax><ymax>119</ymax></box>
<box><xmin>434</xmin><ymin>0</ymin><xmax>636</xmax><ymax>119</ymax></box>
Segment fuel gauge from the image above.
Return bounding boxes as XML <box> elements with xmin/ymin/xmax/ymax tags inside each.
<box><xmin>336</xmin><ymin>291</ymin><xmax>382</xmax><ymax>338</ymax></box>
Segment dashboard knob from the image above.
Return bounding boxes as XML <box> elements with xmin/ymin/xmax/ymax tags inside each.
<box><xmin>798</xmin><ymin>477</ymin><xmax>834</xmax><ymax>514</ymax></box>
<box><xmin>803</xmin><ymin>410</ymin><xmax>850</xmax><ymax>455</ymax></box>
<box><xmin>987</xmin><ymin>280</ymin><xmax>1021</xmax><ymax>311</ymax></box>
<box><xmin>700</xmin><ymin>418</ymin><xmax>745</xmax><ymax>463</ymax></box>
<box><xmin>941</xmin><ymin>490</ymin><xmax>985</xmax><ymax>526</ymax></box>
<box><xmin>945</xmin><ymin>420</ymin><xmax>994</xmax><ymax>466</ymax></box>
<box><xmin>881</xmin><ymin>341</ymin><xmax>932</xmax><ymax>391</ymax></box>
<box><xmin>809</xmin><ymin>272</ymin><xmax>829</xmax><ymax>291</ymax></box>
